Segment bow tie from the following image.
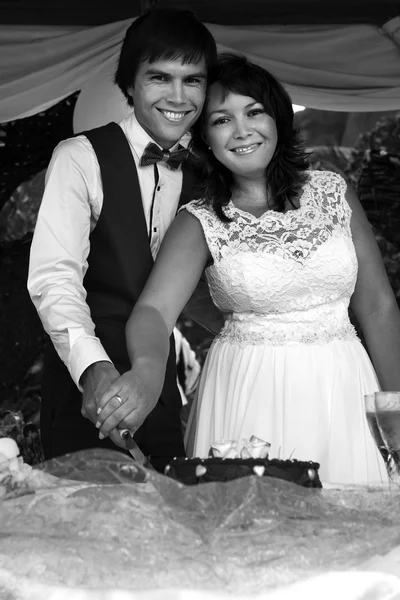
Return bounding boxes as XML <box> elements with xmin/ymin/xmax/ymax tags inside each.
<box><xmin>140</xmin><ymin>142</ymin><xmax>190</xmax><ymax>170</ymax></box>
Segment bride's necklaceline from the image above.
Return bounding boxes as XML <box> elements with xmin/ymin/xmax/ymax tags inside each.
<box><xmin>229</xmin><ymin>179</ymin><xmax>309</xmax><ymax>219</ymax></box>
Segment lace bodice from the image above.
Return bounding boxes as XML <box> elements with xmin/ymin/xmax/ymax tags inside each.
<box><xmin>183</xmin><ymin>171</ymin><xmax>359</xmax><ymax>346</ymax></box>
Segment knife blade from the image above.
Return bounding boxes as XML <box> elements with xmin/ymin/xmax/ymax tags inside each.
<box><xmin>119</xmin><ymin>429</ymin><xmax>155</xmax><ymax>470</ymax></box>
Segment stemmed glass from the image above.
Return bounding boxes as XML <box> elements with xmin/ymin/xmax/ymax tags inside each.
<box><xmin>365</xmin><ymin>392</ymin><xmax>400</xmax><ymax>484</ymax></box>
<box><xmin>364</xmin><ymin>393</ymin><xmax>390</xmax><ymax>464</ymax></box>
<box><xmin>374</xmin><ymin>392</ymin><xmax>400</xmax><ymax>484</ymax></box>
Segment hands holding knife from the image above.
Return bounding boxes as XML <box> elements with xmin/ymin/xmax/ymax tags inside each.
<box><xmin>80</xmin><ymin>362</ymin><xmax>157</xmax><ymax>469</ymax></box>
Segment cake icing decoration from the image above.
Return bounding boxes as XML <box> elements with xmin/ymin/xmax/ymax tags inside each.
<box><xmin>253</xmin><ymin>465</ymin><xmax>266</xmax><ymax>476</ymax></box>
<box><xmin>209</xmin><ymin>435</ymin><xmax>271</xmax><ymax>459</ymax></box>
<box><xmin>195</xmin><ymin>465</ymin><xmax>207</xmax><ymax>477</ymax></box>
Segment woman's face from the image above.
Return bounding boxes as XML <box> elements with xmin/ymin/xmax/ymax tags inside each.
<box><xmin>203</xmin><ymin>83</ymin><xmax>278</xmax><ymax>179</ymax></box>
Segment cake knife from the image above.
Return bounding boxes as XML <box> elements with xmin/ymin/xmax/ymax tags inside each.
<box><xmin>119</xmin><ymin>429</ymin><xmax>155</xmax><ymax>470</ymax></box>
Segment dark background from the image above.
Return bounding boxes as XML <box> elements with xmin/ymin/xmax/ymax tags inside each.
<box><xmin>1</xmin><ymin>0</ymin><xmax>399</xmax><ymax>26</ymax></box>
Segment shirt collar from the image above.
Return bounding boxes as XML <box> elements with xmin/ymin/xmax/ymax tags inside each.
<box><xmin>119</xmin><ymin>110</ymin><xmax>191</xmax><ymax>159</ymax></box>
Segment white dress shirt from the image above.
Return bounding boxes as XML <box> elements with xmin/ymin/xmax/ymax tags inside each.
<box><xmin>28</xmin><ymin>111</ymin><xmax>190</xmax><ymax>389</ymax></box>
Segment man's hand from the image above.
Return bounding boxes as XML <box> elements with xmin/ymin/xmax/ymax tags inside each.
<box><xmin>80</xmin><ymin>360</ymin><xmax>121</xmax><ymax>426</ymax></box>
<box><xmin>80</xmin><ymin>361</ymin><xmax>133</xmax><ymax>450</ymax></box>
<box><xmin>94</xmin><ymin>363</ymin><xmax>164</xmax><ymax>440</ymax></box>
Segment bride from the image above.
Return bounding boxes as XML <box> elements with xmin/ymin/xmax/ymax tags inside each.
<box><xmin>95</xmin><ymin>53</ymin><xmax>400</xmax><ymax>485</ymax></box>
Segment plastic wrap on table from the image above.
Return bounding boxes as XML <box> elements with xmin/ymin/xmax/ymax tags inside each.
<box><xmin>1</xmin><ymin>448</ymin><xmax>400</xmax><ymax>600</ymax></box>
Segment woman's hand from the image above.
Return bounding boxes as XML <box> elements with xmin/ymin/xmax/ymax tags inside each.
<box><xmin>95</xmin><ymin>363</ymin><xmax>164</xmax><ymax>440</ymax></box>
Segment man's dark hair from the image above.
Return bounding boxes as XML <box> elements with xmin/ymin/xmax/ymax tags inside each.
<box><xmin>115</xmin><ymin>9</ymin><xmax>217</xmax><ymax>107</ymax></box>
<box><xmin>191</xmin><ymin>53</ymin><xmax>310</xmax><ymax>220</ymax></box>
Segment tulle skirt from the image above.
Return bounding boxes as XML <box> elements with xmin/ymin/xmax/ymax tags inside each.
<box><xmin>185</xmin><ymin>337</ymin><xmax>388</xmax><ymax>486</ymax></box>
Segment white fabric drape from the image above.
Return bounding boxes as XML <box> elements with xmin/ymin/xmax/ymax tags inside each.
<box><xmin>1</xmin><ymin>17</ymin><xmax>400</xmax><ymax>123</ymax></box>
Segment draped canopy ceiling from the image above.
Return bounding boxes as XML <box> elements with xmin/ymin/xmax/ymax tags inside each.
<box><xmin>0</xmin><ymin>0</ymin><xmax>399</xmax><ymax>123</ymax></box>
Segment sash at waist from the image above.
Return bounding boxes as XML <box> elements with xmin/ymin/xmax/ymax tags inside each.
<box><xmin>216</xmin><ymin>301</ymin><xmax>358</xmax><ymax>347</ymax></box>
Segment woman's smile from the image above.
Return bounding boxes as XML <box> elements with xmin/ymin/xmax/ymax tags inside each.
<box><xmin>230</xmin><ymin>142</ymin><xmax>262</xmax><ymax>155</ymax></box>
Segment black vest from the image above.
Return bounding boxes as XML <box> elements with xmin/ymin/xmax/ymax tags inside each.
<box><xmin>82</xmin><ymin>122</ymin><xmax>189</xmax><ymax>406</ymax></box>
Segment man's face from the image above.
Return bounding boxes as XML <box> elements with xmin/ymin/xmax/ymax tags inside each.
<box><xmin>128</xmin><ymin>57</ymin><xmax>207</xmax><ymax>149</ymax></box>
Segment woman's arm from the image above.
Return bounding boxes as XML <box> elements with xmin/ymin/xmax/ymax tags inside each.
<box><xmin>127</xmin><ymin>209</ymin><xmax>211</xmax><ymax>357</ymax></box>
<box><xmin>348</xmin><ymin>186</ymin><xmax>400</xmax><ymax>390</ymax></box>
<box><xmin>95</xmin><ymin>208</ymin><xmax>211</xmax><ymax>438</ymax></box>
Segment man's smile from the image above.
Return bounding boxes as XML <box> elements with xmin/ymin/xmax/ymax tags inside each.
<box><xmin>156</xmin><ymin>109</ymin><xmax>191</xmax><ymax>123</ymax></box>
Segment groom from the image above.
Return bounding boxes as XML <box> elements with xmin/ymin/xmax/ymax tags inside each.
<box><xmin>27</xmin><ymin>8</ymin><xmax>218</xmax><ymax>472</ymax></box>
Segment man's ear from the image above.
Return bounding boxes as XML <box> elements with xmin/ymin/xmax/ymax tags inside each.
<box><xmin>126</xmin><ymin>85</ymin><xmax>134</xmax><ymax>102</ymax></box>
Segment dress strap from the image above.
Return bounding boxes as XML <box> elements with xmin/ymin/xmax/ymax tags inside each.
<box><xmin>309</xmin><ymin>170</ymin><xmax>352</xmax><ymax>237</ymax></box>
<box><xmin>179</xmin><ymin>201</ymin><xmax>228</xmax><ymax>262</ymax></box>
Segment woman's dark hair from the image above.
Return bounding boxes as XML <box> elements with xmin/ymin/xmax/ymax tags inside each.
<box><xmin>115</xmin><ymin>9</ymin><xmax>217</xmax><ymax>107</ymax></box>
<box><xmin>191</xmin><ymin>53</ymin><xmax>310</xmax><ymax>221</ymax></box>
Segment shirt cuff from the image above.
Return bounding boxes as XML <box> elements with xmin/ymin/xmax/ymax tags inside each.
<box><xmin>68</xmin><ymin>336</ymin><xmax>113</xmax><ymax>391</ymax></box>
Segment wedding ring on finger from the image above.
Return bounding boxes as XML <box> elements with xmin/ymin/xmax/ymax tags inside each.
<box><xmin>96</xmin><ymin>395</ymin><xmax>124</xmax><ymax>417</ymax></box>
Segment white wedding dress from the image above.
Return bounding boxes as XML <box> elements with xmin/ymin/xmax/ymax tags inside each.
<box><xmin>183</xmin><ymin>170</ymin><xmax>388</xmax><ymax>486</ymax></box>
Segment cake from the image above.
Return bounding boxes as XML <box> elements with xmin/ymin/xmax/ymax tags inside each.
<box><xmin>165</xmin><ymin>436</ymin><xmax>322</xmax><ymax>488</ymax></box>
<box><xmin>165</xmin><ymin>456</ymin><xmax>321</xmax><ymax>487</ymax></box>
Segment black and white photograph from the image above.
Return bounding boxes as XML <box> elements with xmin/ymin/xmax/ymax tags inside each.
<box><xmin>1</xmin><ymin>1</ymin><xmax>400</xmax><ymax>598</ymax></box>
